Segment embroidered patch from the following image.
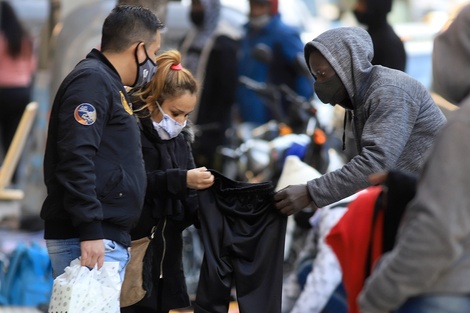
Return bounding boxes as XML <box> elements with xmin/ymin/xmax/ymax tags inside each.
<box><xmin>120</xmin><ymin>91</ymin><xmax>133</xmax><ymax>115</ymax></box>
<box><xmin>74</xmin><ymin>103</ymin><xmax>97</xmax><ymax>125</ymax></box>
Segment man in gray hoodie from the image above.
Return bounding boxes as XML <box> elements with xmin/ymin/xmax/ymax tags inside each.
<box><xmin>274</xmin><ymin>26</ymin><xmax>446</xmax><ymax>215</ymax></box>
<box><xmin>359</xmin><ymin>7</ymin><xmax>470</xmax><ymax>309</ymax></box>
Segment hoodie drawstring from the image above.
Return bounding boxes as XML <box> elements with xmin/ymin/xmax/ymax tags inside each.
<box><xmin>342</xmin><ymin>111</ymin><xmax>348</xmax><ymax>151</ymax></box>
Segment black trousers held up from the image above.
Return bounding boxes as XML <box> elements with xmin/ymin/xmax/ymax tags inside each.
<box><xmin>194</xmin><ymin>171</ymin><xmax>287</xmax><ymax>313</ymax></box>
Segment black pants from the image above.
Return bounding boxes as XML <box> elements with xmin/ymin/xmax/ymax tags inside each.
<box><xmin>194</xmin><ymin>171</ymin><xmax>287</xmax><ymax>313</ymax></box>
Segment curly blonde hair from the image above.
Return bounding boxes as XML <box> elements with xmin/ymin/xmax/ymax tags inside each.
<box><xmin>132</xmin><ymin>49</ymin><xmax>198</xmax><ymax>114</ymax></box>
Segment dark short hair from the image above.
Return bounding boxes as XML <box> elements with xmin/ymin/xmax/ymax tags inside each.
<box><xmin>101</xmin><ymin>5</ymin><xmax>164</xmax><ymax>53</ymax></box>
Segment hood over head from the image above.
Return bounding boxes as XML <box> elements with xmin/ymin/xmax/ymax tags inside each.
<box><xmin>199</xmin><ymin>0</ymin><xmax>221</xmax><ymax>30</ymax></box>
<box><xmin>184</xmin><ymin>0</ymin><xmax>221</xmax><ymax>74</ymax></box>
<box><xmin>356</xmin><ymin>0</ymin><xmax>392</xmax><ymax>25</ymax></box>
<box><xmin>304</xmin><ymin>27</ymin><xmax>374</xmax><ymax>104</ymax></box>
<box><xmin>365</xmin><ymin>0</ymin><xmax>392</xmax><ymax>15</ymax></box>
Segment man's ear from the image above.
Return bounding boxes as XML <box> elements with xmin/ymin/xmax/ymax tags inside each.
<box><xmin>134</xmin><ymin>41</ymin><xmax>145</xmax><ymax>64</ymax></box>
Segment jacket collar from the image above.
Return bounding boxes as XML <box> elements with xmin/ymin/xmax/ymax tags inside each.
<box><xmin>86</xmin><ymin>48</ymin><xmax>121</xmax><ymax>81</ymax></box>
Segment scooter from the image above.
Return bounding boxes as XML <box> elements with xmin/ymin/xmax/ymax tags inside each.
<box><xmin>219</xmin><ymin>73</ymin><xmax>342</xmax><ymax>185</ymax></box>
<box><xmin>219</xmin><ymin>42</ymin><xmax>344</xmax><ymax>184</ymax></box>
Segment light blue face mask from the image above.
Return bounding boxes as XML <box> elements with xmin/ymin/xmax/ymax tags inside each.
<box><xmin>152</xmin><ymin>102</ymin><xmax>187</xmax><ymax>140</ymax></box>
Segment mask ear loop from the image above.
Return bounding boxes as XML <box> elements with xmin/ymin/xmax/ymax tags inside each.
<box><xmin>136</xmin><ymin>42</ymin><xmax>157</xmax><ymax>67</ymax></box>
<box><xmin>135</xmin><ymin>42</ymin><xmax>142</xmax><ymax>63</ymax></box>
<box><xmin>132</xmin><ymin>42</ymin><xmax>143</xmax><ymax>87</ymax></box>
<box><xmin>156</xmin><ymin>101</ymin><xmax>165</xmax><ymax>115</ymax></box>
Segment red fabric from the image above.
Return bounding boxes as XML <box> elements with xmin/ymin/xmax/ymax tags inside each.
<box><xmin>325</xmin><ymin>186</ymin><xmax>384</xmax><ymax>313</ymax></box>
<box><xmin>250</xmin><ymin>0</ymin><xmax>278</xmax><ymax>15</ymax></box>
<box><xmin>270</xmin><ymin>0</ymin><xmax>279</xmax><ymax>15</ymax></box>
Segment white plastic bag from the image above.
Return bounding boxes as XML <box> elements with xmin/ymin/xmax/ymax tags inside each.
<box><xmin>48</xmin><ymin>258</ymin><xmax>121</xmax><ymax>313</ymax></box>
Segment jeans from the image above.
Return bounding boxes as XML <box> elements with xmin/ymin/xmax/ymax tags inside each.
<box><xmin>322</xmin><ymin>283</ymin><xmax>347</xmax><ymax>313</ymax></box>
<box><xmin>394</xmin><ymin>295</ymin><xmax>470</xmax><ymax>313</ymax></box>
<box><xmin>46</xmin><ymin>238</ymin><xmax>130</xmax><ymax>281</ymax></box>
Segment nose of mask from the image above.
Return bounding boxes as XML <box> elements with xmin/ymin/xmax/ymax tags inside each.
<box><xmin>314</xmin><ymin>74</ymin><xmax>347</xmax><ymax>106</ymax></box>
<box><xmin>249</xmin><ymin>14</ymin><xmax>270</xmax><ymax>29</ymax></box>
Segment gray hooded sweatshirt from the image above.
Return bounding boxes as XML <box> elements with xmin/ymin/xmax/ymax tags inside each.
<box><xmin>303</xmin><ymin>27</ymin><xmax>446</xmax><ymax>208</ymax></box>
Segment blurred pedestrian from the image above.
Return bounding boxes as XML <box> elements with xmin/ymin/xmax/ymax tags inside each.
<box><xmin>431</xmin><ymin>3</ymin><xmax>470</xmax><ymax>106</ymax></box>
<box><xmin>236</xmin><ymin>0</ymin><xmax>314</xmax><ymax>125</ymax></box>
<box><xmin>359</xmin><ymin>94</ymin><xmax>470</xmax><ymax>313</ymax></box>
<box><xmin>0</xmin><ymin>0</ymin><xmax>37</xmax><ymax>176</ymax></box>
<box><xmin>274</xmin><ymin>26</ymin><xmax>446</xmax><ymax>216</ymax></box>
<box><xmin>40</xmin><ymin>4</ymin><xmax>164</xmax><ymax>293</ymax></box>
<box><xmin>353</xmin><ymin>0</ymin><xmax>406</xmax><ymax>71</ymax></box>
<box><xmin>180</xmin><ymin>0</ymin><xmax>240</xmax><ymax>170</ymax></box>
<box><xmin>122</xmin><ymin>49</ymin><xmax>214</xmax><ymax>313</ymax></box>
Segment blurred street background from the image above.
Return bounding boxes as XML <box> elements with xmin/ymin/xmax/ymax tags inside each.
<box><xmin>0</xmin><ymin>0</ymin><xmax>468</xmax><ymax>311</ymax></box>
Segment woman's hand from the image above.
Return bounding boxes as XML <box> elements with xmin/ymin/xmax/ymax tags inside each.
<box><xmin>187</xmin><ymin>167</ymin><xmax>214</xmax><ymax>190</ymax></box>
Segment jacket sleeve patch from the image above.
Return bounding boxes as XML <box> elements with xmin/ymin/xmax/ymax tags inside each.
<box><xmin>74</xmin><ymin>103</ymin><xmax>97</xmax><ymax>125</ymax></box>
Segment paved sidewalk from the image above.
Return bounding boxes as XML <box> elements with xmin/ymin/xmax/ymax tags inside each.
<box><xmin>0</xmin><ymin>308</ymin><xmax>42</xmax><ymax>313</ymax></box>
<box><xmin>0</xmin><ymin>302</ymin><xmax>240</xmax><ymax>313</ymax></box>
<box><xmin>170</xmin><ymin>301</ymin><xmax>239</xmax><ymax>313</ymax></box>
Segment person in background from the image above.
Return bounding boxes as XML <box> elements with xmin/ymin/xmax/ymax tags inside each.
<box><xmin>0</xmin><ymin>0</ymin><xmax>37</xmax><ymax>180</ymax></box>
<box><xmin>235</xmin><ymin>0</ymin><xmax>314</xmax><ymax>126</ymax></box>
<box><xmin>122</xmin><ymin>50</ymin><xmax>214</xmax><ymax>313</ymax></box>
<box><xmin>40</xmin><ymin>4</ymin><xmax>163</xmax><ymax>290</ymax></box>
<box><xmin>274</xmin><ymin>26</ymin><xmax>446</xmax><ymax>217</ymax></box>
<box><xmin>353</xmin><ymin>0</ymin><xmax>406</xmax><ymax>71</ymax></box>
<box><xmin>359</xmin><ymin>93</ymin><xmax>470</xmax><ymax>313</ymax></box>
<box><xmin>431</xmin><ymin>3</ymin><xmax>470</xmax><ymax>106</ymax></box>
<box><xmin>180</xmin><ymin>0</ymin><xmax>240</xmax><ymax>171</ymax></box>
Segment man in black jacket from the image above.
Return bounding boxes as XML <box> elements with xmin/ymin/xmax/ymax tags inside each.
<box><xmin>40</xmin><ymin>4</ymin><xmax>164</xmax><ymax>287</ymax></box>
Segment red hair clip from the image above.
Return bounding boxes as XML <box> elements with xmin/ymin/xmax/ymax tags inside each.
<box><xmin>171</xmin><ymin>63</ymin><xmax>183</xmax><ymax>71</ymax></box>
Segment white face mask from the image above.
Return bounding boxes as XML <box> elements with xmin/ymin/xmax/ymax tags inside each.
<box><xmin>152</xmin><ymin>102</ymin><xmax>187</xmax><ymax>140</ymax></box>
<box><xmin>249</xmin><ymin>13</ymin><xmax>270</xmax><ymax>30</ymax></box>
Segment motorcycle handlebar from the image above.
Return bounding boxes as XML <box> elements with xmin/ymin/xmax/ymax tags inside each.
<box><xmin>279</xmin><ymin>84</ymin><xmax>316</xmax><ymax>113</ymax></box>
<box><xmin>239</xmin><ymin>76</ymin><xmax>277</xmax><ymax>98</ymax></box>
<box><xmin>239</xmin><ymin>75</ymin><xmax>315</xmax><ymax>115</ymax></box>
